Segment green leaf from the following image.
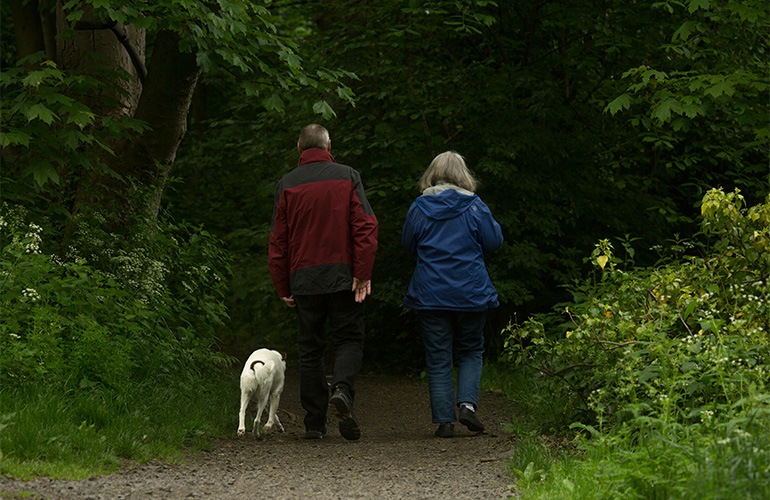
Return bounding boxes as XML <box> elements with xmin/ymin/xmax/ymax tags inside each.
<box><xmin>641</xmin><ymin>69</ymin><xmax>668</xmax><ymax>83</ymax></box>
<box><xmin>312</xmin><ymin>100</ymin><xmax>336</xmax><ymax>120</ymax></box>
<box><xmin>688</xmin><ymin>0</ymin><xmax>710</xmax><ymax>13</ymax></box>
<box><xmin>605</xmin><ymin>93</ymin><xmax>632</xmax><ymax>115</ymax></box>
<box><xmin>0</xmin><ymin>130</ymin><xmax>31</xmax><ymax>147</ymax></box>
<box><xmin>704</xmin><ymin>81</ymin><xmax>735</xmax><ymax>98</ymax></box>
<box><xmin>569</xmin><ymin>422</ymin><xmax>600</xmax><ymax>439</ymax></box>
<box><xmin>262</xmin><ymin>93</ymin><xmax>285</xmax><ymax>114</ymax></box>
<box><xmin>683</xmin><ymin>299</ymin><xmax>699</xmax><ymax>320</ymax></box>
<box><xmin>66</xmin><ymin>109</ymin><xmax>96</xmax><ymax>129</ymax></box>
<box><xmin>652</xmin><ymin>98</ymin><xmax>678</xmax><ymax>123</ymax></box>
<box><xmin>638</xmin><ymin>363</ymin><xmax>661</xmax><ymax>383</ymax></box>
<box><xmin>25</xmin><ymin>160</ymin><xmax>60</xmax><ymax>187</ymax></box>
<box><xmin>24</xmin><ymin>104</ymin><xmax>57</xmax><ymax>124</ymax></box>
<box><xmin>279</xmin><ymin>49</ymin><xmax>302</xmax><ymax>70</ymax></box>
<box><xmin>336</xmin><ymin>86</ymin><xmax>355</xmax><ymax>105</ymax></box>
<box><xmin>22</xmin><ymin>69</ymin><xmax>63</xmax><ymax>87</ymax></box>
<box><xmin>241</xmin><ymin>81</ymin><xmax>262</xmax><ymax>97</ymax></box>
<box><xmin>672</xmin><ymin>21</ymin><xmax>698</xmax><ymax>42</ymax></box>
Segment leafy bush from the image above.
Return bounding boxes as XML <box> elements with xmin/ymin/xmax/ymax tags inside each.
<box><xmin>0</xmin><ymin>203</ymin><xmax>232</xmax><ymax>390</ymax></box>
<box><xmin>0</xmin><ymin>53</ymin><xmax>147</xmax><ymax>192</ymax></box>
<box><xmin>503</xmin><ymin>188</ymin><xmax>769</xmax><ymax>497</ymax></box>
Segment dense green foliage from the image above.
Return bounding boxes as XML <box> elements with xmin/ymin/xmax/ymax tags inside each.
<box><xmin>503</xmin><ymin>189</ymin><xmax>769</xmax><ymax>498</ymax></box>
<box><xmin>0</xmin><ymin>202</ymin><xmax>230</xmax><ymax>388</ymax></box>
<box><xmin>0</xmin><ymin>52</ymin><xmax>148</xmax><ymax>198</ymax></box>
<box><xmin>0</xmin><ymin>0</ymin><xmax>349</xmax><ymax>475</ymax></box>
<box><xmin>0</xmin><ymin>200</ymin><xmax>235</xmax><ymax>477</ymax></box>
<box><xmin>0</xmin><ymin>0</ymin><xmax>768</xmax><ymax>492</ymax></box>
<box><xmin>169</xmin><ymin>0</ymin><xmax>769</xmax><ymax>366</ymax></box>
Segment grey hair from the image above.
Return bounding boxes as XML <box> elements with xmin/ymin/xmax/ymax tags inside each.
<box><xmin>419</xmin><ymin>151</ymin><xmax>477</xmax><ymax>192</ymax></box>
<box><xmin>298</xmin><ymin>124</ymin><xmax>330</xmax><ymax>151</ymax></box>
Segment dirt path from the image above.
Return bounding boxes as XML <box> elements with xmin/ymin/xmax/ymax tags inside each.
<box><xmin>1</xmin><ymin>372</ymin><xmax>518</xmax><ymax>499</ymax></box>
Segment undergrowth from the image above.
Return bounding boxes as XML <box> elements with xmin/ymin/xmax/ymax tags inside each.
<box><xmin>498</xmin><ymin>189</ymin><xmax>770</xmax><ymax>499</ymax></box>
<box><xmin>0</xmin><ymin>201</ymin><xmax>238</xmax><ymax>478</ymax></box>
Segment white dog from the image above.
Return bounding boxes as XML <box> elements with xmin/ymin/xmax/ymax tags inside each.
<box><xmin>237</xmin><ymin>348</ymin><xmax>286</xmax><ymax>437</ymax></box>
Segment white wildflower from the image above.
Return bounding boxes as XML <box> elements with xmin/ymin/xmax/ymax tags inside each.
<box><xmin>21</xmin><ymin>287</ymin><xmax>40</xmax><ymax>302</ymax></box>
<box><xmin>24</xmin><ymin>223</ymin><xmax>43</xmax><ymax>254</ymax></box>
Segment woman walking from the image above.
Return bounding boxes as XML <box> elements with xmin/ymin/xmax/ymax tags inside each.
<box><xmin>402</xmin><ymin>151</ymin><xmax>504</xmax><ymax>438</ymax></box>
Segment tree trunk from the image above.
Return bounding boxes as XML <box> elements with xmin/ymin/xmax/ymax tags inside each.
<box><xmin>113</xmin><ymin>29</ymin><xmax>201</xmax><ymax>221</ymax></box>
<box><xmin>56</xmin><ymin>1</ymin><xmax>145</xmax><ymax>116</ymax></box>
<box><xmin>53</xmin><ymin>3</ymin><xmax>198</xmax><ymax>227</ymax></box>
<box><xmin>9</xmin><ymin>0</ymin><xmax>46</xmax><ymax>59</ymax></box>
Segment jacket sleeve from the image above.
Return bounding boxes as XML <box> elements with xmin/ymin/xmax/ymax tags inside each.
<box><xmin>475</xmin><ymin>199</ymin><xmax>504</xmax><ymax>255</ymax></box>
<box><xmin>349</xmin><ymin>172</ymin><xmax>378</xmax><ymax>280</ymax></box>
<box><xmin>401</xmin><ymin>203</ymin><xmax>420</xmax><ymax>254</ymax></box>
<box><xmin>268</xmin><ymin>183</ymin><xmax>291</xmax><ymax>298</ymax></box>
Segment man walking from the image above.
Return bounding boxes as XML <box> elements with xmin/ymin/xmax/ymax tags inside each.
<box><xmin>268</xmin><ymin>124</ymin><xmax>378</xmax><ymax>440</ymax></box>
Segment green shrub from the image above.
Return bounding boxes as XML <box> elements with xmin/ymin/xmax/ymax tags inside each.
<box><xmin>0</xmin><ymin>203</ymin><xmax>232</xmax><ymax>391</ymax></box>
<box><xmin>0</xmin><ymin>53</ymin><xmax>147</xmax><ymax>192</ymax></box>
<box><xmin>503</xmin><ymin>188</ymin><xmax>770</xmax><ymax>497</ymax></box>
<box><xmin>0</xmin><ymin>202</ymin><xmax>238</xmax><ymax>476</ymax></box>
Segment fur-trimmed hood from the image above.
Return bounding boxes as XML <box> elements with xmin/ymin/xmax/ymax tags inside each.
<box><xmin>415</xmin><ymin>183</ymin><xmax>477</xmax><ymax>221</ymax></box>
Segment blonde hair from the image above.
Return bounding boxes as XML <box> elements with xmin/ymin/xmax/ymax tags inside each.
<box><xmin>419</xmin><ymin>151</ymin><xmax>477</xmax><ymax>192</ymax></box>
<box><xmin>298</xmin><ymin>124</ymin><xmax>330</xmax><ymax>151</ymax></box>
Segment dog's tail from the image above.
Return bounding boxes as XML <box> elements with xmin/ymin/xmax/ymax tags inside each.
<box><xmin>250</xmin><ymin>359</ymin><xmax>275</xmax><ymax>381</ymax></box>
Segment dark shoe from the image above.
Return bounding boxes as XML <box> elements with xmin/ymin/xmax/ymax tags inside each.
<box><xmin>459</xmin><ymin>405</ymin><xmax>485</xmax><ymax>432</ymax></box>
<box><xmin>434</xmin><ymin>423</ymin><xmax>454</xmax><ymax>438</ymax></box>
<box><xmin>304</xmin><ymin>428</ymin><xmax>326</xmax><ymax>439</ymax></box>
<box><xmin>329</xmin><ymin>386</ymin><xmax>361</xmax><ymax>441</ymax></box>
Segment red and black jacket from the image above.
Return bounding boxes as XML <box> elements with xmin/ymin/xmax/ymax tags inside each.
<box><xmin>268</xmin><ymin>148</ymin><xmax>378</xmax><ymax>298</ymax></box>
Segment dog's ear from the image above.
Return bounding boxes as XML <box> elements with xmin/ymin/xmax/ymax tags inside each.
<box><xmin>281</xmin><ymin>351</ymin><xmax>287</xmax><ymax>361</ymax></box>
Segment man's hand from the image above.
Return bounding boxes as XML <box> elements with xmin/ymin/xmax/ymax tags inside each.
<box><xmin>352</xmin><ymin>278</ymin><xmax>371</xmax><ymax>303</ymax></box>
<box><xmin>281</xmin><ymin>296</ymin><xmax>296</xmax><ymax>308</ymax></box>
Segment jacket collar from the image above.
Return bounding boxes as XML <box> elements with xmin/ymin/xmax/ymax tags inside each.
<box><xmin>298</xmin><ymin>148</ymin><xmax>335</xmax><ymax>166</ymax></box>
<box><xmin>422</xmin><ymin>183</ymin><xmax>475</xmax><ymax>196</ymax></box>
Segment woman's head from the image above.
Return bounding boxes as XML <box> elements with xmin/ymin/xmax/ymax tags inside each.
<box><xmin>419</xmin><ymin>151</ymin><xmax>477</xmax><ymax>192</ymax></box>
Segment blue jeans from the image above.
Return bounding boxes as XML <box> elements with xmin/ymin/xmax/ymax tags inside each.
<box><xmin>417</xmin><ymin>310</ymin><xmax>486</xmax><ymax>423</ymax></box>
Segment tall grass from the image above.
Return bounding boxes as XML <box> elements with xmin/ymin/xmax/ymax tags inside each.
<box><xmin>485</xmin><ymin>362</ymin><xmax>770</xmax><ymax>499</ymax></box>
<box><xmin>514</xmin><ymin>414</ymin><xmax>770</xmax><ymax>499</ymax></box>
<box><xmin>0</xmin><ymin>373</ymin><xmax>238</xmax><ymax>479</ymax></box>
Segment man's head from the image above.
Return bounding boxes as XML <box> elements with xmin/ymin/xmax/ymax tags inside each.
<box><xmin>297</xmin><ymin>124</ymin><xmax>331</xmax><ymax>152</ymax></box>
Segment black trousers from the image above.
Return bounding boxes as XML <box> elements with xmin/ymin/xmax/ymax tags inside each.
<box><xmin>294</xmin><ymin>290</ymin><xmax>365</xmax><ymax>431</ymax></box>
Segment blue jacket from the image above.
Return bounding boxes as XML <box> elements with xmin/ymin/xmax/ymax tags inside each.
<box><xmin>402</xmin><ymin>184</ymin><xmax>504</xmax><ymax>311</ymax></box>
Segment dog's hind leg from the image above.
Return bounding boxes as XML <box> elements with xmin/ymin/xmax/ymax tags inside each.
<box><xmin>253</xmin><ymin>384</ymin><xmax>272</xmax><ymax>437</ymax></box>
<box><xmin>253</xmin><ymin>400</ymin><xmax>265</xmax><ymax>437</ymax></box>
<box><xmin>265</xmin><ymin>387</ymin><xmax>285</xmax><ymax>433</ymax></box>
<box><xmin>237</xmin><ymin>388</ymin><xmax>252</xmax><ymax>437</ymax></box>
